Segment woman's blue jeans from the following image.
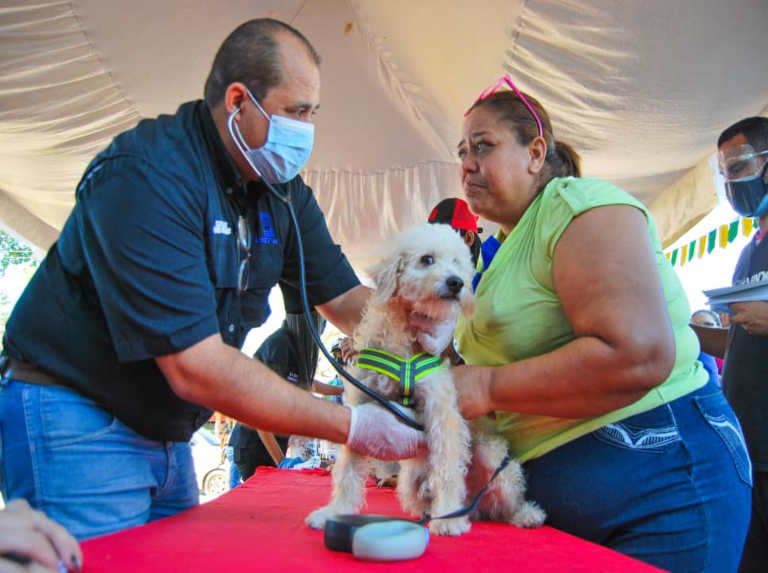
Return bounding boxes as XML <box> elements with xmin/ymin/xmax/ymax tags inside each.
<box><xmin>0</xmin><ymin>378</ymin><xmax>199</xmax><ymax>540</ymax></box>
<box><xmin>523</xmin><ymin>377</ymin><xmax>752</xmax><ymax>572</ymax></box>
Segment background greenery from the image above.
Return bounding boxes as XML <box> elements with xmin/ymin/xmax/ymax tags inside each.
<box><xmin>0</xmin><ymin>229</ymin><xmax>39</xmax><ymax>347</ymax></box>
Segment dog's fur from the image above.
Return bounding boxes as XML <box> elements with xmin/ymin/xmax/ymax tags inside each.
<box><xmin>306</xmin><ymin>223</ymin><xmax>544</xmax><ymax>535</ymax></box>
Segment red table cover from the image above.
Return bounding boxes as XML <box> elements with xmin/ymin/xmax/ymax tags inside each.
<box><xmin>81</xmin><ymin>467</ymin><xmax>664</xmax><ymax>572</ymax></box>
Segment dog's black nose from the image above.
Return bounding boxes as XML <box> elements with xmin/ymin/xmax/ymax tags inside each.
<box><xmin>446</xmin><ymin>275</ymin><xmax>464</xmax><ymax>294</ymax></box>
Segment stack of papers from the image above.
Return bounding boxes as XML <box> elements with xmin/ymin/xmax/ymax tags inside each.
<box><xmin>703</xmin><ymin>279</ymin><xmax>768</xmax><ymax>314</ymax></box>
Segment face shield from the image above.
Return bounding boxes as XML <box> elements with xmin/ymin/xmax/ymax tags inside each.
<box><xmin>718</xmin><ymin>144</ymin><xmax>768</xmax><ymax>217</ymax></box>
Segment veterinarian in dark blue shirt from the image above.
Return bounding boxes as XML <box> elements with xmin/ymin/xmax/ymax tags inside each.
<box><xmin>0</xmin><ymin>19</ymin><xmax>425</xmax><ymax>540</ymax></box>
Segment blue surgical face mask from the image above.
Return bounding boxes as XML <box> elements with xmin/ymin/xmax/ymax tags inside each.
<box><xmin>227</xmin><ymin>88</ymin><xmax>314</xmax><ymax>184</ymax></box>
<box><xmin>725</xmin><ymin>162</ymin><xmax>768</xmax><ymax>218</ymax></box>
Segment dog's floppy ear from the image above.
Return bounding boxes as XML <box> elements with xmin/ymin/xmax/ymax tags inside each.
<box><xmin>368</xmin><ymin>251</ymin><xmax>404</xmax><ymax>305</ymax></box>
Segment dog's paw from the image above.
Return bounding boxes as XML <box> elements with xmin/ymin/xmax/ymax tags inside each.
<box><xmin>510</xmin><ymin>501</ymin><xmax>546</xmax><ymax>528</ymax></box>
<box><xmin>397</xmin><ymin>488</ymin><xmax>427</xmax><ymax>517</ymax></box>
<box><xmin>306</xmin><ymin>505</ymin><xmax>338</xmax><ymax>530</ymax></box>
<box><xmin>377</xmin><ymin>475</ymin><xmax>398</xmax><ymax>488</ymax></box>
<box><xmin>429</xmin><ymin>516</ymin><xmax>471</xmax><ymax>536</ymax></box>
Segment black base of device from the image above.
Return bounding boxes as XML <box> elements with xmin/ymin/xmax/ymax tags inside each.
<box><xmin>324</xmin><ymin>514</ymin><xmax>408</xmax><ymax>552</ymax></box>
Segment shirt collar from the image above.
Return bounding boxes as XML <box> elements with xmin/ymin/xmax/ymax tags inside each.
<box><xmin>198</xmin><ymin>102</ymin><xmax>247</xmax><ymax>201</ymax></box>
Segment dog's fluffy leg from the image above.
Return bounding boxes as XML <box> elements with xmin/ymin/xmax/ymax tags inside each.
<box><xmin>397</xmin><ymin>459</ymin><xmax>428</xmax><ymax>516</ymax></box>
<box><xmin>469</xmin><ymin>432</ymin><xmax>546</xmax><ymax>528</ymax></box>
<box><xmin>417</xmin><ymin>371</ymin><xmax>472</xmax><ymax>536</ymax></box>
<box><xmin>305</xmin><ymin>446</ymin><xmax>370</xmax><ymax>530</ymax></box>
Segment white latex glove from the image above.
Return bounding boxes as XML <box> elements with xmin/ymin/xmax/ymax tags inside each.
<box><xmin>346</xmin><ymin>402</ymin><xmax>427</xmax><ymax>460</ymax></box>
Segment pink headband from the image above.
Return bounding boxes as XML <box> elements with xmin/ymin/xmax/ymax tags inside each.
<box><xmin>465</xmin><ymin>75</ymin><xmax>544</xmax><ymax>138</ymax></box>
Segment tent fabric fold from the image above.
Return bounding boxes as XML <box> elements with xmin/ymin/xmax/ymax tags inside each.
<box><xmin>1</xmin><ymin>0</ymin><xmax>767</xmax><ymax>272</ymax></box>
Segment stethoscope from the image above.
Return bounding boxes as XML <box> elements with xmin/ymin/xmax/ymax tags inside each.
<box><xmin>227</xmin><ymin>104</ymin><xmax>424</xmax><ymax>431</ymax></box>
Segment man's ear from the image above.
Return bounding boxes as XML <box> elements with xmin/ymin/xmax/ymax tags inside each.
<box><xmin>224</xmin><ymin>82</ymin><xmax>249</xmax><ymax>116</ymax></box>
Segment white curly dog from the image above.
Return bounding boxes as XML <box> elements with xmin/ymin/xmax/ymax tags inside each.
<box><xmin>306</xmin><ymin>222</ymin><xmax>544</xmax><ymax>535</ymax></box>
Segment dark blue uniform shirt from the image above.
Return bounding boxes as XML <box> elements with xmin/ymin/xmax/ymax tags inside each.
<box><xmin>3</xmin><ymin>101</ymin><xmax>359</xmax><ymax>441</ymax></box>
<box><xmin>722</xmin><ymin>234</ymin><xmax>768</xmax><ymax>470</ymax></box>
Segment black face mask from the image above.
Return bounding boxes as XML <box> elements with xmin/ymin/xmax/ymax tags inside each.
<box><xmin>725</xmin><ymin>162</ymin><xmax>768</xmax><ymax>217</ymax></box>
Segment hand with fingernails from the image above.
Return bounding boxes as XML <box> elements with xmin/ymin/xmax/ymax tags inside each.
<box><xmin>0</xmin><ymin>498</ymin><xmax>82</xmax><ymax>572</ymax></box>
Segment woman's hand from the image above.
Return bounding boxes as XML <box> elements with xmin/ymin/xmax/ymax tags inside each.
<box><xmin>338</xmin><ymin>336</ymin><xmax>358</xmax><ymax>364</ymax></box>
<box><xmin>452</xmin><ymin>364</ymin><xmax>495</xmax><ymax>420</ymax></box>
<box><xmin>0</xmin><ymin>498</ymin><xmax>82</xmax><ymax>572</ymax></box>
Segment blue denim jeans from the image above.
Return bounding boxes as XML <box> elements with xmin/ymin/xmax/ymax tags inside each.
<box><xmin>523</xmin><ymin>378</ymin><xmax>752</xmax><ymax>572</ymax></box>
<box><xmin>0</xmin><ymin>378</ymin><xmax>199</xmax><ymax>540</ymax></box>
<box><xmin>224</xmin><ymin>445</ymin><xmax>242</xmax><ymax>489</ymax></box>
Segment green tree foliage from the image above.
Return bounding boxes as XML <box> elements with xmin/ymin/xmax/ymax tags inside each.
<box><xmin>0</xmin><ymin>229</ymin><xmax>37</xmax><ymax>275</ymax></box>
<box><xmin>1</xmin><ymin>229</ymin><xmax>39</xmax><ymax>348</ymax></box>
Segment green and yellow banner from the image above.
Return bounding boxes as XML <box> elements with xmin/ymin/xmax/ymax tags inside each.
<box><xmin>664</xmin><ymin>217</ymin><xmax>756</xmax><ymax>267</ymax></box>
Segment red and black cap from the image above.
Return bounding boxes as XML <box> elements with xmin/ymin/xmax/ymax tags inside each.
<box><xmin>428</xmin><ymin>198</ymin><xmax>481</xmax><ymax>233</ymax></box>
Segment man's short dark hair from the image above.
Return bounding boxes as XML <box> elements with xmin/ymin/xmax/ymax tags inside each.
<box><xmin>718</xmin><ymin>116</ymin><xmax>768</xmax><ymax>151</ymax></box>
<box><xmin>204</xmin><ymin>18</ymin><xmax>321</xmax><ymax>107</ymax></box>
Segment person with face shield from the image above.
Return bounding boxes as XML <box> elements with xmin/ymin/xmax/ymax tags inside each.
<box><xmin>0</xmin><ymin>19</ymin><xmax>426</xmax><ymax>540</ymax></box>
<box><xmin>712</xmin><ymin>116</ymin><xmax>768</xmax><ymax>572</ymax></box>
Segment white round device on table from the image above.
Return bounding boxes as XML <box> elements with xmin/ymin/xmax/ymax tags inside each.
<box><xmin>352</xmin><ymin>520</ymin><xmax>429</xmax><ymax>561</ymax></box>
<box><xmin>324</xmin><ymin>514</ymin><xmax>429</xmax><ymax>561</ymax></box>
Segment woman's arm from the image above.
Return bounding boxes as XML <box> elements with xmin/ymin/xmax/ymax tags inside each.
<box><xmin>455</xmin><ymin>204</ymin><xmax>676</xmax><ymax>419</ymax></box>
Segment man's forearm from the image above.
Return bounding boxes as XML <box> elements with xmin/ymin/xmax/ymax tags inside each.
<box><xmin>156</xmin><ymin>333</ymin><xmax>351</xmax><ymax>444</ymax></box>
<box><xmin>317</xmin><ymin>284</ymin><xmax>371</xmax><ymax>336</ymax></box>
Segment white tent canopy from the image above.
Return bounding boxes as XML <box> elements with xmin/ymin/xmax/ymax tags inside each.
<box><xmin>1</xmin><ymin>0</ymin><xmax>767</xmax><ymax>269</ymax></box>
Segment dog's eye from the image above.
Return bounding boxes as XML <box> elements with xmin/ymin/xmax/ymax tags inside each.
<box><xmin>420</xmin><ymin>254</ymin><xmax>434</xmax><ymax>266</ymax></box>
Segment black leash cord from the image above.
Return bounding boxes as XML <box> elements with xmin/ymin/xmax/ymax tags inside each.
<box><xmin>264</xmin><ymin>182</ymin><xmax>424</xmax><ymax>432</ymax></box>
<box><xmin>417</xmin><ymin>452</ymin><xmax>512</xmax><ymax>525</ymax></box>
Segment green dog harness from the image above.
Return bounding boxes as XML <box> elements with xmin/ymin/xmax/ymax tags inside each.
<box><xmin>356</xmin><ymin>347</ymin><xmax>445</xmax><ymax>406</ymax></box>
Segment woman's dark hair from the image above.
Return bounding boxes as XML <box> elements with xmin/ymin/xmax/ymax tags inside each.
<box><xmin>555</xmin><ymin>140</ymin><xmax>581</xmax><ymax>177</ymax></box>
<box><xmin>204</xmin><ymin>18</ymin><xmax>320</xmax><ymax>107</ymax></box>
<box><xmin>467</xmin><ymin>90</ymin><xmax>579</xmax><ymax>186</ymax></box>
